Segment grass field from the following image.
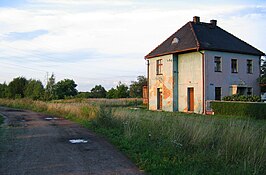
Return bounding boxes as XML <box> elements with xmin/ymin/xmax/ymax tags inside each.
<box><xmin>0</xmin><ymin>98</ymin><xmax>265</xmax><ymax>174</ymax></box>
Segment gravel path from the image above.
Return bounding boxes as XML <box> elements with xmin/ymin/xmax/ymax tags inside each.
<box><xmin>0</xmin><ymin>106</ymin><xmax>143</xmax><ymax>175</ymax></box>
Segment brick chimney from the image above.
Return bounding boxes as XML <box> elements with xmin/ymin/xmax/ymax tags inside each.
<box><xmin>193</xmin><ymin>16</ymin><xmax>200</xmax><ymax>23</ymax></box>
<box><xmin>210</xmin><ymin>19</ymin><xmax>217</xmax><ymax>26</ymax></box>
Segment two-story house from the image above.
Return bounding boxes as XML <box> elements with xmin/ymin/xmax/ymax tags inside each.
<box><xmin>145</xmin><ymin>16</ymin><xmax>265</xmax><ymax>114</ymax></box>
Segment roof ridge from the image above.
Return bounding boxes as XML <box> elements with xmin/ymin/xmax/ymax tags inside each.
<box><xmin>189</xmin><ymin>22</ymin><xmax>200</xmax><ymax>50</ymax></box>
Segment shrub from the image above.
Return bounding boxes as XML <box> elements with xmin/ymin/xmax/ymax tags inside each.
<box><xmin>222</xmin><ymin>94</ymin><xmax>261</xmax><ymax>102</ymax></box>
<box><xmin>211</xmin><ymin>101</ymin><xmax>266</xmax><ymax>119</ymax></box>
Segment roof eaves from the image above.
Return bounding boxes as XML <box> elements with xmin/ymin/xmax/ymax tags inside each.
<box><xmin>145</xmin><ymin>47</ymin><xmax>198</xmax><ymax>59</ymax></box>
<box><xmin>199</xmin><ymin>48</ymin><xmax>265</xmax><ymax>56</ymax></box>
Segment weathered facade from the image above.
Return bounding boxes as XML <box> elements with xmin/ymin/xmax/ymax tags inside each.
<box><xmin>145</xmin><ymin>16</ymin><xmax>264</xmax><ymax>114</ymax></box>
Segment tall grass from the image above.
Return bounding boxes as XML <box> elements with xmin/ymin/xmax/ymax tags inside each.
<box><xmin>0</xmin><ymin>98</ymin><xmax>265</xmax><ymax>174</ymax></box>
<box><xmin>115</xmin><ymin>109</ymin><xmax>266</xmax><ymax>173</ymax></box>
<box><xmin>53</xmin><ymin>98</ymin><xmax>142</xmax><ymax>107</ymax></box>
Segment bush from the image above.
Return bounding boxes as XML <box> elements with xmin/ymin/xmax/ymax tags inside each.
<box><xmin>211</xmin><ymin>101</ymin><xmax>266</xmax><ymax>119</ymax></box>
<box><xmin>222</xmin><ymin>94</ymin><xmax>261</xmax><ymax>102</ymax></box>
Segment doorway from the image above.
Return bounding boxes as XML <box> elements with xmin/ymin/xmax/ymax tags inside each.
<box><xmin>215</xmin><ymin>87</ymin><xmax>221</xmax><ymax>100</ymax></box>
<box><xmin>157</xmin><ymin>88</ymin><xmax>162</xmax><ymax>110</ymax></box>
<box><xmin>188</xmin><ymin>88</ymin><xmax>194</xmax><ymax>111</ymax></box>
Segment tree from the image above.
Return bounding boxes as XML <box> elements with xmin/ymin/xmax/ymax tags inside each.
<box><xmin>8</xmin><ymin>77</ymin><xmax>28</xmax><ymax>98</ymax></box>
<box><xmin>0</xmin><ymin>83</ymin><xmax>9</xmax><ymax>98</ymax></box>
<box><xmin>106</xmin><ymin>88</ymin><xmax>116</xmax><ymax>99</ymax></box>
<box><xmin>55</xmin><ymin>79</ymin><xmax>78</xmax><ymax>99</ymax></box>
<box><xmin>90</xmin><ymin>85</ymin><xmax>106</xmax><ymax>98</ymax></box>
<box><xmin>106</xmin><ymin>82</ymin><xmax>130</xmax><ymax>98</ymax></box>
<box><xmin>44</xmin><ymin>73</ymin><xmax>56</xmax><ymax>100</ymax></box>
<box><xmin>24</xmin><ymin>79</ymin><xmax>44</xmax><ymax>100</ymax></box>
<box><xmin>76</xmin><ymin>92</ymin><xmax>91</xmax><ymax>98</ymax></box>
<box><xmin>115</xmin><ymin>82</ymin><xmax>129</xmax><ymax>98</ymax></box>
<box><xmin>129</xmin><ymin>75</ymin><xmax>147</xmax><ymax>98</ymax></box>
<box><xmin>259</xmin><ymin>58</ymin><xmax>266</xmax><ymax>92</ymax></box>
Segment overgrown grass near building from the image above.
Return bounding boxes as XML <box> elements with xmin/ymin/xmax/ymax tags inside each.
<box><xmin>0</xmin><ymin>114</ymin><xmax>3</xmax><ymax>125</ymax></box>
<box><xmin>0</xmin><ymin>98</ymin><xmax>265</xmax><ymax>174</ymax></box>
<box><xmin>53</xmin><ymin>98</ymin><xmax>143</xmax><ymax>107</ymax></box>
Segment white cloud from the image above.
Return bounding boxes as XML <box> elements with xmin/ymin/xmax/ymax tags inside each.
<box><xmin>0</xmin><ymin>0</ymin><xmax>265</xmax><ymax>90</ymax></box>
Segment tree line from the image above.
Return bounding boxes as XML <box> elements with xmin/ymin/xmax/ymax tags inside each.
<box><xmin>259</xmin><ymin>58</ymin><xmax>266</xmax><ymax>92</ymax></box>
<box><xmin>0</xmin><ymin>74</ymin><xmax>147</xmax><ymax>100</ymax></box>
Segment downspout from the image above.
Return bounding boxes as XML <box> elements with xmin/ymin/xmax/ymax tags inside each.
<box><xmin>199</xmin><ymin>51</ymin><xmax>206</xmax><ymax>114</ymax></box>
<box><xmin>147</xmin><ymin>60</ymin><xmax>150</xmax><ymax>109</ymax></box>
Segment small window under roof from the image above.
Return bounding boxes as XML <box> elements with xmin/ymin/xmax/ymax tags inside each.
<box><xmin>172</xmin><ymin>37</ymin><xmax>179</xmax><ymax>44</ymax></box>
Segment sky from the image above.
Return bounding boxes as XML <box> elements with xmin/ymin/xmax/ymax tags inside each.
<box><xmin>0</xmin><ymin>0</ymin><xmax>265</xmax><ymax>91</ymax></box>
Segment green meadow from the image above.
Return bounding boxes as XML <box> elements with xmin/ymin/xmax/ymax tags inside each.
<box><xmin>0</xmin><ymin>98</ymin><xmax>265</xmax><ymax>175</ymax></box>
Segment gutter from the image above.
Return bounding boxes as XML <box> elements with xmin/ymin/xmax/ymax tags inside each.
<box><xmin>199</xmin><ymin>50</ymin><xmax>206</xmax><ymax>114</ymax></box>
<box><xmin>147</xmin><ymin>60</ymin><xmax>150</xmax><ymax>109</ymax></box>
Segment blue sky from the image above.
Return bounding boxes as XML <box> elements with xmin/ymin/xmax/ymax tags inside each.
<box><xmin>0</xmin><ymin>0</ymin><xmax>265</xmax><ymax>91</ymax></box>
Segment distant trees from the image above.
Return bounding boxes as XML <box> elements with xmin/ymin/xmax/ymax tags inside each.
<box><xmin>0</xmin><ymin>75</ymin><xmax>146</xmax><ymax>100</ymax></box>
<box><xmin>90</xmin><ymin>85</ymin><xmax>107</xmax><ymax>98</ymax></box>
<box><xmin>44</xmin><ymin>73</ymin><xmax>56</xmax><ymax>100</ymax></box>
<box><xmin>0</xmin><ymin>83</ymin><xmax>9</xmax><ymax>98</ymax></box>
<box><xmin>55</xmin><ymin>79</ymin><xmax>78</xmax><ymax>99</ymax></box>
<box><xmin>76</xmin><ymin>92</ymin><xmax>91</xmax><ymax>98</ymax></box>
<box><xmin>129</xmin><ymin>75</ymin><xmax>147</xmax><ymax>98</ymax></box>
<box><xmin>106</xmin><ymin>88</ymin><xmax>117</xmax><ymax>99</ymax></box>
<box><xmin>25</xmin><ymin>79</ymin><xmax>44</xmax><ymax>100</ymax></box>
<box><xmin>259</xmin><ymin>58</ymin><xmax>266</xmax><ymax>92</ymax></box>
<box><xmin>106</xmin><ymin>82</ymin><xmax>129</xmax><ymax>98</ymax></box>
<box><xmin>8</xmin><ymin>77</ymin><xmax>28</xmax><ymax>98</ymax></box>
<box><xmin>116</xmin><ymin>82</ymin><xmax>130</xmax><ymax>98</ymax></box>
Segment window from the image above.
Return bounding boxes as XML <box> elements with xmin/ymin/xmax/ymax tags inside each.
<box><xmin>247</xmin><ymin>87</ymin><xmax>252</xmax><ymax>95</ymax></box>
<box><xmin>247</xmin><ymin>60</ymin><xmax>253</xmax><ymax>74</ymax></box>
<box><xmin>214</xmin><ymin>56</ymin><xmax>222</xmax><ymax>72</ymax></box>
<box><xmin>156</xmin><ymin>59</ymin><xmax>163</xmax><ymax>75</ymax></box>
<box><xmin>215</xmin><ymin>87</ymin><xmax>222</xmax><ymax>100</ymax></box>
<box><xmin>237</xmin><ymin>87</ymin><xmax>245</xmax><ymax>95</ymax></box>
<box><xmin>231</xmin><ymin>59</ymin><xmax>238</xmax><ymax>73</ymax></box>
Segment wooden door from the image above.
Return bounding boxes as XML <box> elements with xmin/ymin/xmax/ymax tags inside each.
<box><xmin>157</xmin><ymin>88</ymin><xmax>162</xmax><ymax>110</ymax></box>
<box><xmin>188</xmin><ymin>88</ymin><xmax>194</xmax><ymax>111</ymax></box>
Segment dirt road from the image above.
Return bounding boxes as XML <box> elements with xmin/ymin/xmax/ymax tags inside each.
<box><xmin>0</xmin><ymin>106</ymin><xmax>143</xmax><ymax>175</ymax></box>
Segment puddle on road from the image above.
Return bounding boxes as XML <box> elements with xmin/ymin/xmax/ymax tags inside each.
<box><xmin>69</xmin><ymin>139</ymin><xmax>88</xmax><ymax>144</ymax></box>
<box><xmin>44</xmin><ymin>117</ymin><xmax>58</xmax><ymax>120</ymax></box>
